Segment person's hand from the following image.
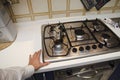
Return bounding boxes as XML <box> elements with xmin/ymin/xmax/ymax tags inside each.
<box><xmin>28</xmin><ymin>50</ymin><xmax>49</xmax><ymax>71</ymax></box>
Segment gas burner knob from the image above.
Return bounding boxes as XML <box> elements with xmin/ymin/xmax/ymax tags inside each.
<box><xmin>85</xmin><ymin>46</ymin><xmax>91</xmax><ymax>50</ymax></box>
<box><xmin>79</xmin><ymin>47</ymin><xmax>84</xmax><ymax>51</ymax></box>
<box><xmin>92</xmin><ymin>45</ymin><xmax>97</xmax><ymax>49</ymax></box>
<box><xmin>98</xmin><ymin>43</ymin><xmax>104</xmax><ymax>48</ymax></box>
<box><xmin>72</xmin><ymin>48</ymin><xmax>77</xmax><ymax>53</ymax></box>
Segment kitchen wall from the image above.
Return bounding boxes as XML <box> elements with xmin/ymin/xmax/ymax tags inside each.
<box><xmin>8</xmin><ymin>0</ymin><xmax>120</xmax><ymax>22</ymax></box>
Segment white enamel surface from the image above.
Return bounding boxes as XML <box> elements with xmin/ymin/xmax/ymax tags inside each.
<box><xmin>0</xmin><ymin>13</ymin><xmax>120</xmax><ymax>73</ymax></box>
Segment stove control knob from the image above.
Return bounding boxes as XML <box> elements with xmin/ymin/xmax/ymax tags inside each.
<box><xmin>72</xmin><ymin>48</ymin><xmax>77</xmax><ymax>53</ymax></box>
<box><xmin>98</xmin><ymin>43</ymin><xmax>104</xmax><ymax>48</ymax></box>
<box><xmin>92</xmin><ymin>45</ymin><xmax>97</xmax><ymax>49</ymax></box>
<box><xmin>85</xmin><ymin>46</ymin><xmax>91</xmax><ymax>50</ymax></box>
<box><xmin>79</xmin><ymin>47</ymin><xmax>84</xmax><ymax>51</ymax></box>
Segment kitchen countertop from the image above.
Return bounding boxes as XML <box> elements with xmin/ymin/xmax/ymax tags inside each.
<box><xmin>0</xmin><ymin>13</ymin><xmax>120</xmax><ymax>73</ymax></box>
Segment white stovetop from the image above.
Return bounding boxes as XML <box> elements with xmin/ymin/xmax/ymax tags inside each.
<box><xmin>0</xmin><ymin>13</ymin><xmax>120</xmax><ymax>73</ymax></box>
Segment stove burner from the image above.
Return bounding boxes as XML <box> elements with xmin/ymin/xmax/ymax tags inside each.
<box><xmin>74</xmin><ymin>29</ymin><xmax>88</xmax><ymax>40</ymax></box>
<box><xmin>102</xmin><ymin>33</ymin><xmax>110</xmax><ymax>40</ymax></box>
<box><xmin>75</xmin><ymin>29</ymin><xmax>85</xmax><ymax>35</ymax></box>
<box><xmin>92</xmin><ymin>22</ymin><xmax>105</xmax><ymax>31</ymax></box>
<box><xmin>100</xmin><ymin>33</ymin><xmax>119</xmax><ymax>48</ymax></box>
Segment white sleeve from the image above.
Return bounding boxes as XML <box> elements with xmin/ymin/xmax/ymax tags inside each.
<box><xmin>0</xmin><ymin>65</ymin><xmax>35</xmax><ymax>80</ymax></box>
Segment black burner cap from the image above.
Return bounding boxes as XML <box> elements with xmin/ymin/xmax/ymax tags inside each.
<box><xmin>75</xmin><ymin>29</ymin><xmax>85</xmax><ymax>35</ymax></box>
<box><xmin>55</xmin><ymin>39</ymin><xmax>63</xmax><ymax>44</ymax></box>
<box><xmin>102</xmin><ymin>33</ymin><xmax>110</xmax><ymax>39</ymax></box>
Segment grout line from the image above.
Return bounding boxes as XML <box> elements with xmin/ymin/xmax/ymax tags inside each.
<box><xmin>33</xmin><ymin>12</ymin><xmax>49</xmax><ymax>16</ymax></box>
<box><xmin>27</xmin><ymin>0</ymin><xmax>34</xmax><ymax>20</ymax></box>
<box><xmin>48</xmin><ymin>0</ymin><xmax>52</xmax><ymax>18</ymax></box>
<box><xmin>66</xmin><ymin>0</ymin><xmax>70</xmax><ymax>17</ymax></box>
<box><xmin>52</xmin><ymin>11</ymin><xmax>66</xmax><ymax>14</ymax></box>
<box><xmin>14</xmin><ymin>12</ymin><xmax>49</xmax><ymax>18</ymax></box>
<box><xmin>14</xmin><ymin>6</ymin><xmax>120</xmax><ymax>19</ymax></box>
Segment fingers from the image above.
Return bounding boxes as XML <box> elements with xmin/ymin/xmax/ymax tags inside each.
<box><xmin>28</xmin><ymin>55</ymin><xmax>32</xmax><ymax>65</ymax></box>
<box><xmin>29</xmin><ymin>50</ymin><xmax>50</xmax><ymax>70</ymax></box>
<box><xmin>29</xmin><ymin>55</ymin><xmax>32</xmax><ymax>60</ymax></box>
<box><xmin>37</xmin><ymin>50</ymin><xmax>41</xmax><ymax>58</ymax></box>
<box><xmin>29</xmin><ymin>50</ymin><xmax>41</xmax><ymax>59</ymax></box>
<box><xmin>41</xmin><ymin>62</ymin><xmax>50</xmax><ymax>67</ymax></box>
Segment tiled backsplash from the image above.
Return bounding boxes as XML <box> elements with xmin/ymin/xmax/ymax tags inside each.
<box><xmin>7</xmin><ymin>0</ymin><xmax>120</xmax><ymax>22</ymax></box>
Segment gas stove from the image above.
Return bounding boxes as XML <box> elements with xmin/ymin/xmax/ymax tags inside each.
<box><xmin>41</xmin><ymin>19</ymin><xmax>120</xmax><ymax>62</ymax></box>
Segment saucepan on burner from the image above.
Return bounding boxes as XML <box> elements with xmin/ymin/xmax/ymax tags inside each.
<box><xmin>53</xmin><ymin>40</ymin><xmax>67</xmax><ymax>56</ymax></box>
<box><xmin>48</xmin><ymin>23</ymin><xmax>69</xmax><ymax>56</ymax></box>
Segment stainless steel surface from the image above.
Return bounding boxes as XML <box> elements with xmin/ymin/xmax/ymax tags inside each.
<box><xmin>42</xmin><ymin>19</ymin><xmax>120</xmax><ymax>62</ymax></box>
<box><xmin>111</xmin><ymin>18</ymin><xmax>120</xmax><ymax>28</ymax></box>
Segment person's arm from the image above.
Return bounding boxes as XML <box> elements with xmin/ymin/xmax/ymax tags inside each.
<box><xmin>0</xmin><ymin>65</ymin><xmax>34</xmax><ymax>80</ymax></box>
<box><xmin>0</xmin><ymin>50</ymin><xmax>49</xmax><ymax>80</ymax></box>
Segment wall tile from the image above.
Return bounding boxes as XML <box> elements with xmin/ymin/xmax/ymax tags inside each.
<box><xmin>12</xmin><ymin>0</ymin><xmax>29</xmax><ymax>15</ymax></box>
<box><xmin>8</xmin><ymin>0</ymin><xmax>120</xmax><ymax>22</ymax></box>
<box><xmin>104</xmin><ymin>0</ymin><xmax>116</xmax><ymax>7</ymax></box>
<box><xmin>52</xmin><ymin>0</ymin><xmax>66</xmax><ymax>11</ymax></box>
<box><xmin>70</xmin><ymin>0</ymin><xmax>83</xmax><ymax>10</ymax></box>
<box><xmin>31</xmin><ymin>0</ymin><xmax>48</xmax><ymax>13</ymax></box>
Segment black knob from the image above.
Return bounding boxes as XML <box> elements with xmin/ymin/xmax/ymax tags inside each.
<box><xmin>79</xmin><ymin>47</ymin><xmax>84</xmax><ymax>51</ymax></box>
<box><xmin>72</xmin><ymin>48</ymin><xmax>77</xmax><ymax>53</ymax></box>
<box><xmin>98</xmin><ymin>43</ymin><xmax>104</xmax><ymax>48</ymax></box>
<box><xmin>85</xmin><ymin>46</ymin><xmax>91</xmax><ymax>50</ymax></box>
<box><xmin>92</xmin><ymin>45</ymin><xmax>97</xmax><ymax>49</ymax></box>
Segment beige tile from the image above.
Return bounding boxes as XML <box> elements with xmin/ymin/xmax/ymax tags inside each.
<box><xmin>103</xmin><ymin>0</ymin><xmax>116</xmax><ymax>7</ymax></box>
<box><xmin>10</xmin><ymin>0</ymin><xmax>120</xmax><ymax>22</ymax></box>
<box><xmin>52</xmin><ymin>0</ymin><xmax>66</xmax><ymax>11</ymax></box>
<box><xmin>12</xmin><ymin>0</ymin><xmax>29</xmax><ymax>15</ymax></box>
<box><xmin>31</xmin><ymin>0</ymin><xmax>48</xmax><ymax>13</ymax></box>
<box><xmin>70</xmin><ymin>0</ymin><xmax>83</xmax><ymax>10</ymax></box>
